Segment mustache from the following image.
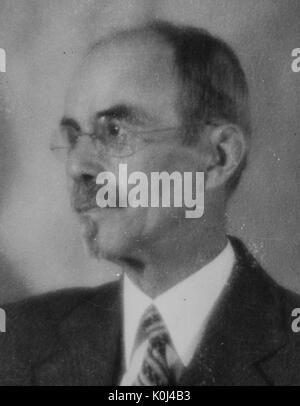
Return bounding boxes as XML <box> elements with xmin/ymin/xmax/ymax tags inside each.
<box><xmin>70</xmin><ymin>182</ymin><xmax>125</xmax><ymax>212</ymax></box>
<box><xmin>70</xmin><ymin>182</ymin><xmax>100</xmax><ymax>213</ymax></box>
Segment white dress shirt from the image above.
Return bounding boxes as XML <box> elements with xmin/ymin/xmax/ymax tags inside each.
<box><xmin>121</xmin><ymin>241</ymin><xmax>235</xmax><ymax>383</ymax></box>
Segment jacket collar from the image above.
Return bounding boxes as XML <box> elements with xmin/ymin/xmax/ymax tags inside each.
<box><xmin>179</xmin><ymin>236</ymin><xmax>287</xmax><ymax>385</ymax></box>
<box><xmin>34</xmin><ymin>237</ymin><xmax>287</xmax><ymax>386</ymax></box>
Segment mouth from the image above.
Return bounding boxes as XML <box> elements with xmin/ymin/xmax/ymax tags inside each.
<box><xmin>73</xmin><ymin>203</ymin><xmax>123</xmax><ymax>216</ymax></box>
<box><xmin>71</xmin><ymin>180</ymin><xmax>131</xmax><ymax>215</ymax></box>
<box><xmin>75</xmin><ymin>207</ymin><xmax>99</xmax><ymax>215</ymax></box>
<box><xmin>72</xmin><ymin>191</ymin><xmax>127</xmax><ymax>214</ymax></box>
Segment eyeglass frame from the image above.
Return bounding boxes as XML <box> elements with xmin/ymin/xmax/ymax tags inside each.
<box><xmin>50</xmin><ymin>114</ymin><xmax>220</xmax><ymax>159</ymax></box>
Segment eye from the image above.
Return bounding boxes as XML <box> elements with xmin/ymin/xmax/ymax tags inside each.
<box><xmin>108</xmin><ymin>121</ymin><xmax>121</xmax><ymax>137</ymax></box>
<box><xmin>107</xmin><ymin>119</ymin><xmax>128</xmax><ymax>140</ymax></box>
<box><xmin>107</xmin><ymin>119</ymin><xmax>129</xmax><ymax>144</ymax></box>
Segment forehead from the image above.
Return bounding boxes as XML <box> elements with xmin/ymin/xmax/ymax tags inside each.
<box><xmin>65</xmin><ymin>35</ymin><xmax>180</xmax><ymax>127</ymax></box>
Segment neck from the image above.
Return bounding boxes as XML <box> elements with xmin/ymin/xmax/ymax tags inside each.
<box><xmin>123</xmin><ymin>227</ymin><xmax>228</xmax><ymax>298</ymax></box>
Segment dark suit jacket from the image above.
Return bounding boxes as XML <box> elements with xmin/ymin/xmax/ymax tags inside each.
<box><xmin>0</xmin><ymin>236</ymin><xmax>300</xmax><ymax>386</ymax></box>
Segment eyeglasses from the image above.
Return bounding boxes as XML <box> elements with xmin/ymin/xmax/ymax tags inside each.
<box><xmin>50</xmin><ymin>115</ymin><xmax>182</xmax><ymax>160</ymax></box>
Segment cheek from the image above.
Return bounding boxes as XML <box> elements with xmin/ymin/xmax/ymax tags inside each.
<box><xmin>144</xmin><ymin>205</ymin><xmax>184</xmax><ymax>232</ymax></box>
<box><xmin>128</xmin><ymin>144</ymin><xmax>205</xmax><ymax>175</ymax></box>
<box><xmin>131</xmin><ymin>147</ymin><xmax>198</xmax><ymax>234</ymax></box>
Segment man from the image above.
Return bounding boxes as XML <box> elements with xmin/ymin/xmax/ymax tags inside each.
<box><xmin>0</xmin><ymin>21</ymin><xmax>300</xmax><ymax>386</ymax></box>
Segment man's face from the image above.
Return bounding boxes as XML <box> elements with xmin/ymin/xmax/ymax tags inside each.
<box><xmin>63</xmin><ymin>36</ymin><xmax>208</xmax><ymax>265</ymax></box>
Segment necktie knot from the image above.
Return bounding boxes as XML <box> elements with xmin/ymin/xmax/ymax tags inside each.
<box><xmin>139</xmin><ymin>305</ymin><xmax>169</xmax><ymax>345</ymax></box>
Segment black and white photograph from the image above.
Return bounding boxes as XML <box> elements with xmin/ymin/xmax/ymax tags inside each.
<box><xmin>0</xmin><ymin>0</ymin><xmax>299</xmax><ymax>388</ymax></box>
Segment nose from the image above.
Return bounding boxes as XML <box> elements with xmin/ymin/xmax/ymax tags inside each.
<box><xmin>66</xmin><ymin>135</ymin><xmax>106</xmax><ymax>185</ymax></box>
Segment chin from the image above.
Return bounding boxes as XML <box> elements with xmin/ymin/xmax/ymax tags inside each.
<box><xmin>80</xmin><ymin>208</ymin><xmax>145</xmax><ymax>263</ymax></box>
<box><xmin>94</xmin><ymin>234</ymin><xmax>133</xmax><ymax>262</ymax></box>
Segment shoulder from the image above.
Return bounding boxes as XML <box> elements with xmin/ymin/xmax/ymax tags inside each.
<box><xmin>261</xmin><ymin>285</ymin><xmax>300</xmax><ymax>385</ymax></box>
<box><xmin>229</xmin><ymin>234</ymin><xmax>300</xmax><ymax>338</ymax></box>
<box><xmin>279</xmin><ymin>284</ymin><xmax>300</xmax><ymax>336</ymax></box>
<box><xmin>1</xmin><ymin>281</ymin><xmax>119</xmax><ymax>328</ymax></box>
<box><xmin>0</xmin><ymin>281</ymin><xmax>120</xmax><ymax>385</ymax></box>
<box><xmin>228</xmin><ymin>236</ymin><xmax>300</xmax><ymax>384</ymax></box>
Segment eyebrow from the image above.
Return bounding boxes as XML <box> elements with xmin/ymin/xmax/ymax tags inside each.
<box><xmin>60</xmin><ymin>104</ymin><xmax>154</xmax><ymax>131</ymax></box>
<box><xmin>96</xmin><ymin>104</ymin><xmax>150</xmax><ymax>122</ymax></box>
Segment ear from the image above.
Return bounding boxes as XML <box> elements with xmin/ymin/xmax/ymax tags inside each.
<box><xmin>205</xmin><ymin>124</ymin><xmax>248</xmax><ymax>191</ymax></box>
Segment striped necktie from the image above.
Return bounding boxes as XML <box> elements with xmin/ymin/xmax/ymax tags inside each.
<box><xmin>130</xmin><ymin>305</ymin><xmax>178</xmax><ymax>386</ymax></box>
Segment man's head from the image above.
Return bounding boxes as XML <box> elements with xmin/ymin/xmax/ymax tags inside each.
<box><xmin>60</xmin><ymin>21</ymin><xmax>250</xmax><ymax>270</ymax></box>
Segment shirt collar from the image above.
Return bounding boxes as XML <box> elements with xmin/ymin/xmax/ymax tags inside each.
<box><xmin>123</xmin><ymin>241</ymin><xmax>235</xmax><ymax>367</ymax></box>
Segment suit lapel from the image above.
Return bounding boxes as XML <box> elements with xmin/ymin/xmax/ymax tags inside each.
<box><xmin>33</xmin><ymin>238</ymin><xmax>288</xmax><ymax>386</ymax></box>
<box><xmin>34</xmin><ymin>282</ymin><xmax>123</xmax><ymax>386</ymax></box>
<box><xmin>179</xmin><ymin>237</ymin><xmax>287</xmax><ymax>386</ymax></box>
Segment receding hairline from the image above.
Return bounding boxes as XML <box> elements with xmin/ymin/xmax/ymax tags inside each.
<box><xmin>84</xmin><ymin>21</ymin><xmax>250</xmax><ymax>194</ymax></box>
<box><xmin>85</xmin><ymin>21</ymin><xmax>251</xmax><ymax>137</ymax></box>
<box><xmin>87</xmin><ymin>23</ymin><xmax>176</xmax><ymax>57</ymax></box>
